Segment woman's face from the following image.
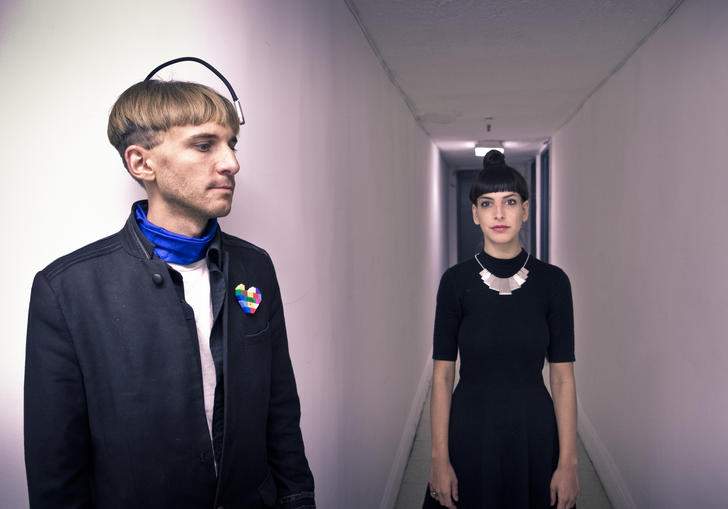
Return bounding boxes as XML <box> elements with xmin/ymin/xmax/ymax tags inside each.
<box><xmin>472</xmin><ymin>191</ymin><xmax>529</xmax><ymax>253</ymax></box>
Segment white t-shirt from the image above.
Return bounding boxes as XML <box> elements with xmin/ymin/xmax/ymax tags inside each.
<box><xmin>168</xmin><ymin>259</ymin><xmax>216</xmax><ymax>440</ymax></box>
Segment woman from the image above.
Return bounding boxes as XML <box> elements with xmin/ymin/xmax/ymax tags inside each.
<box><xmin>424</xmin><ymin>150</ymin><xmax>579</xmax><ymax>509</ymax></box>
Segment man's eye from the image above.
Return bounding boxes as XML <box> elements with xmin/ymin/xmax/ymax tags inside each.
<box><xmin>195</xmin><ymin>143</ymin><xmax>211</xmax><ymax>151</ymax></box>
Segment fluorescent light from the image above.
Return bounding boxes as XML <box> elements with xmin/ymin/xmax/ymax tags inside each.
<box><xmin>474</xmin><ymin>141</ymin><xmax>504</xmax><ymax>157</ymax></box>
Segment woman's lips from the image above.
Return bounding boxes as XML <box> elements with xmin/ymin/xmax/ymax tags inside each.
<box><xmin>491</xmin><ymin>225</ymin><xmax>509</xmax><ymax>233</ymax></box>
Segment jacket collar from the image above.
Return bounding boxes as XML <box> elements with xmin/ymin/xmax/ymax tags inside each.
<box><xmin>121</xmin><ymin>200</ymin><xmax>223</xmax><ymax>266</ymax></box>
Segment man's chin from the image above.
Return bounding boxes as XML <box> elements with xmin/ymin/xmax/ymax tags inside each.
<box><xmin>202</xmin><ymin>196</ymin><xmax>234</xmax><ymax>218</ymax></box>
<box><xmin>210</xmin><ymin>203</ymin><xmax>233</xmax><ymax>218</ymax></box>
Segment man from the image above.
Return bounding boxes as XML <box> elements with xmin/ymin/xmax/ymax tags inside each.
<box><xmin>24</xmin><ymin>76</ymin><xmax>315</xmax><ymax>508</ymax></box>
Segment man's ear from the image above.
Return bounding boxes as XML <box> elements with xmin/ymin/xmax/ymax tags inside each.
<box><xmin>125</xmin><ymin>145</ymin><xmax>155</xmax><ymax>183</ymax></box>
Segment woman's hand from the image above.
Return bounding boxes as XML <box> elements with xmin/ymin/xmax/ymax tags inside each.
<box><xmin>549</xmin><ymin>464</ymin><xmax>578</xmax><ymax>509</ymax></box>
<box><xmin>429</xmin><ymin>459</ymin><xmax>458</xmax><ymax>508</ymax></box>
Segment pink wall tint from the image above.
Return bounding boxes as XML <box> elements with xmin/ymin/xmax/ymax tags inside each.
<box><xmin>0</xmin><ymin>1</ymin><xmax>448</xmax><ymax>507</ymax></box>
<box><xmin>550</xmin><ymin>0</ymin><xmax>728</xmax><ymax>507</ymax></box>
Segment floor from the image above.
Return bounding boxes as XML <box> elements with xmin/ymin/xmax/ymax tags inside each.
<box><xmin>394</xmin><ymin>392</ymin><xmax>613</xmax><ymax>509</ymax></box>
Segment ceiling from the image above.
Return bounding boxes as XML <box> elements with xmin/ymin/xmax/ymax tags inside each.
<box><xmin>345</xmin><ymin>0</ymin><xmax>681</xmax><ymax>168</ymax></box>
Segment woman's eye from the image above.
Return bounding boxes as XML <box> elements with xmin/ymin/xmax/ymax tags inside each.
<box><xmin>507</xmin><ymin>199</ymin><xmax>517</xmax><ymax>206</ymax></box>
<box><xmin>480</xmin><ymin>201</ymin><xmax>491</xmax><ymax>208</ymax></box>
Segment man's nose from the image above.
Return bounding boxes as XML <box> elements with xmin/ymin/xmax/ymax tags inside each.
<box><xmin>218</xmin><ymin>146</ymin><xmax>240</xmax><ymax>175</ymax></box>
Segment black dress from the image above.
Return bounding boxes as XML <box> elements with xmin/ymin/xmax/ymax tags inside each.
<box><xmin>424</xmin><ymin>250</ymin><xmax>575</xmax><ymax>509</ymax></box>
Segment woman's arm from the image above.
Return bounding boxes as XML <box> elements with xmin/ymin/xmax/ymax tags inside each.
<box><xmin>549</xmin><ymin>361</ymin><xmax>579</xmax><ymax>509</ymax></box>
<box><xmin>429</xmin><ymin>359</ymin><xmax>458</xmax><ymax>508</ymax></box>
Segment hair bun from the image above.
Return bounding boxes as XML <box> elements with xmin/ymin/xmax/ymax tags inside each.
<box><xmin>483</xmin><ymin>150</ymin><xmax>506</xmax><ymax>170</ymax></box>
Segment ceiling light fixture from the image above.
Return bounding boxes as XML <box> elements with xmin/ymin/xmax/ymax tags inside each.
<box><xmin>474</xmin><ymin>141</ymin><xmax>504</xmax><ymax>157</ymax></box>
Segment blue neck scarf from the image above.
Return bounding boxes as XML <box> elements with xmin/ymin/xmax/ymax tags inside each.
<box><xmin>135</xmin><ymin>204</ymin><xmax>218</xmax><ymax>265</ymax></box>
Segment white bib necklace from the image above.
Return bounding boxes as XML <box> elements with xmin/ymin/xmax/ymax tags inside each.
<box><xmin>474</xmin><ymin>252</ymin><xmax>530</xmax><ymax>295</ymax></box>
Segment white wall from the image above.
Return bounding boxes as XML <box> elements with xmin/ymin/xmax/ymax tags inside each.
<box><xmin>550</xmin><ymin>0</ymin><xmax>728</xmax><ymax>507</ymax></box>
<box><xmin>0</xmin><ymin>1</ymin><xmax>448</xmax><ymax>507</ymax></box>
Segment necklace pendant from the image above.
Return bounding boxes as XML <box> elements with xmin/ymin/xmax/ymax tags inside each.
<box><xmin>512</xmin><ymin>267</ymin><xmax>528</xmax><ymax>286</ymax></box>
<box><xmin>476</xmin><ymin>254</ymin><xmax>530</xmax><ymax>296</ymax></box>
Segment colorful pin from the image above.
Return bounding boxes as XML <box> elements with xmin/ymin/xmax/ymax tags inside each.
<box><xmin>235</xmin><ymin>284</ymin><xmax>262</xmax><ymax>314</ymax></box>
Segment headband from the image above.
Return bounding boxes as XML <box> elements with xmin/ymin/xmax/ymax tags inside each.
<box><xmin>145</xmin><ymin>56</ymin><xmax>245</xmax><ymax>125</ymax></box>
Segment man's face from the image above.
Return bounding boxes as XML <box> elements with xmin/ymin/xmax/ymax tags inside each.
<box><xmin>144</xmin><ymin>122</ymin><xmax>239</xmax><ymax>229</ymax></box>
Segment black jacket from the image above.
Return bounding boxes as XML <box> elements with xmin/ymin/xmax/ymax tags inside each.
<box><xmin>24</xmin><ymin>203</ymin><xmax>315</xmax><ymax>508</ymax></box>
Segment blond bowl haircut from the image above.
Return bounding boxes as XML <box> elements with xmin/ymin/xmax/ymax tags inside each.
<box><xmin>107</xmin><ymin>80</ymin><xmax>240</xmax><ymax>179</ymax></box>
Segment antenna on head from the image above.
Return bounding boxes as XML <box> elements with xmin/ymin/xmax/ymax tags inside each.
<box><xmin>145</xmin><ymin>56</ymin><xmax>245</xmax><ymax>125</ymax></box>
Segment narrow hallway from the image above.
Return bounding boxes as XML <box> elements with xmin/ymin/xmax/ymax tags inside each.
<box><xmin>395</xmin><ymin>391</ymin><xmax>613</xmax><ymax>509</ymax></box>
<box><xmin>2</xmin><ymin>1</ymin><xmax>727</xmax><ymax>507</ymax></box>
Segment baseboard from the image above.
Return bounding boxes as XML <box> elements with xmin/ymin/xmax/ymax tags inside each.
<box><xmin>578</xmin><ymin>400</ymin><xmax>637</xmax><ymax>509</ymax></box>
<box><xmin>379</xmin><ymin>352</ymin><xmax>433</xmax><ymax>509</ymax></box>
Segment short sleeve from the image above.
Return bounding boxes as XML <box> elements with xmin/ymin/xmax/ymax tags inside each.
<box><xmin>432</xmin><ymin>268</ymin><xmax>462</xmax><ymax>361</ymax></box>
<box><xmin>546</xmin><ymin>268</ymin><xmax>575</xmax><ymax>363</ymax></box>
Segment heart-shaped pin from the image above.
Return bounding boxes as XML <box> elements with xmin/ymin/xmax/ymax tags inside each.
<box><xmin>235</xmin><ymin>284</ymin><xmax>262</xmax><ymax>314</ymax></box>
